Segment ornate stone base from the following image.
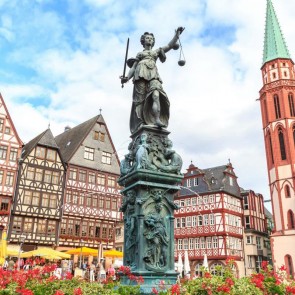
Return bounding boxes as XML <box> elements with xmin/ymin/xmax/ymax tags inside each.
<box><xmin>118</xmin><ymin>126</ymin><xmax>183</xmax><ymax>294</ymax></box>
<box><xmin>120</xmin><ymin>270</ymin><xmax>179</xmax><ymax>294</ymax></box>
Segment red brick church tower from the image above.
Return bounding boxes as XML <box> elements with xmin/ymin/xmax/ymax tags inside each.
<box><xmin>259</xmin><ymin>0</ymin><xmax>295</xmax><ymax>277</ymax></box>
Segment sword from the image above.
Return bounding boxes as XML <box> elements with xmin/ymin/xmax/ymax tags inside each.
<box><xmin>121</xmin><ymin>37</ymin><xmax>129</xmax><ymax>88</ymax></box>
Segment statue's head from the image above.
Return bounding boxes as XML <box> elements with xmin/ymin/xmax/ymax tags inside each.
<box><xmin>127</xmin><ymin>190</ymin><xmax>136</xmax><ymax>203</ymax></box>
<box><xmin>140</xmin><ymin>32</ymin><xmax>155</xmax><ymax>48</ymax></box>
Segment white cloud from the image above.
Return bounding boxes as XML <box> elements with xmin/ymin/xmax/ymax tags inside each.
<box><xmin>0</xmin><ymin>0</ymin><xmax>293</xmax><ymax>210</ymax></box>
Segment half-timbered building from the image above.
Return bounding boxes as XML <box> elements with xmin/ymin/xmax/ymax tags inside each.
<box><xmin>55</xmin><ymin>114</ymin><xmax>122</xmax><ymax>255</ymax></box>
<box><xmin>0</xmin><ymin>93</ymin><xmax>23</xmax><ymax>232</ymax></box>
<box><xmin>241</xmin><ymin>189</ymin><xmax>269</xmax><ymax>276</ymax></box>
<box><xmin>8</xmin><ymin>129</ymin><xmax>66</xmax><ymax>249</ymax></box>
<box><xmin>174</xmin><ymin>162</ymin><xmax>245</xmax><ymax>277</ymax></box>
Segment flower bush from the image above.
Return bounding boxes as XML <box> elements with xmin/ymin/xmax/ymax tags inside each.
<box><xmin>0</xmin><ymin>261</ymin><xmax>294</xmax><ymax>294</ymax></box>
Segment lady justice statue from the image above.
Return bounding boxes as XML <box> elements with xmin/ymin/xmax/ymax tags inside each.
<box><xmin>121</xmin><ymin>27</ymin><xmax>184</xmax><ymax>134</ymax></box>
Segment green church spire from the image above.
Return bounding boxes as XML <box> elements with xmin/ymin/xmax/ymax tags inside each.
<box><xmin>263</xmin><ymin>0</ymin><xmax>290</xmax><ymax>65</ymax></box>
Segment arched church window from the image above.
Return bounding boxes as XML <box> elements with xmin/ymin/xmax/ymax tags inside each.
<box><xmin>274</xmin><ymin>95</ymin><xmax>281</xmax><ymax>119</ymax></box>
<box><xmin>287</xmin><ymin>210</ymin><xmax>295</xmax><ymax>229</ymax></box>
<box><xmin>288</xmin><ymin>93</ymin><xmax>295</xmax><ymax>117</ymax></box>
<box><xmin>285</xmin><ymin>255</ymin><xmax>294</xmax><ymax>278</ymax></box>
<box><xmin>266</xmin><ymin>131</ymin><xmax>274</xmax><ymax>164</ymax></box>
<box><xmin>285</xmin><ymin>185</ymin><xmax>291</xmax><ymax>198</ymax></box>
<box><xmin>278</xmin><ymin>128</ymin><xmax>287</xmax><ymax>160</ymax></box>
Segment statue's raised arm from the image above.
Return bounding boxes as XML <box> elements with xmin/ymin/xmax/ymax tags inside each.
<box><xmin>162</xmin><ymin>27</ymin><xmax>185</xmax><ymax>53</ymax></box>
<box><xmin>121</xmin><ymin>27</ymin><xmax>184</xmax><ymax>134</ymax></box>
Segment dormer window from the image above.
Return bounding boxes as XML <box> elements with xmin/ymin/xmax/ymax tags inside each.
<box><xmin>229</xmin><ymin>177</ymin><xmax>233</xmax><ymax>186</ymax></box>
<box><xmin>194</xmin><ymin>177</ymin><xmax>199</xmax><ymax>186</ymax></box>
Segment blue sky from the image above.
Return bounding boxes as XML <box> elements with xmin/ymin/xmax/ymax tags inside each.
<box><xmin>1</xmin><ymin>0</ymin><xmax>295</xmax><ymax>211</ymax></box>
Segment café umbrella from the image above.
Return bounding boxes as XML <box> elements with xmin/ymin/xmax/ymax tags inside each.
<box><xmin>65</xmin><ymin>247</ymin><xmax>97</xmax><ymax>256</ymax></box>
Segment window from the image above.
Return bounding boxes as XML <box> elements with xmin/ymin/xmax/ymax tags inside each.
<box><xmin>245</xmin><ymin>216</ymin><xmax>251</xmax><ymax>229</ymax></box>
<box><xmin>0</xmin><ymin>170</ymin><xmax>3</xmax><ymax>184</ymax></box>
<box><xmin>52</xmin><ymin>171</ymin><xmax>59</xmax><ymax>184</ymax></box>
<box><xmin>47</xmin><ymin>149</ymin><xmax>56</xmax><ymax>161</ymax></box>
<box><xmin>89</xmin><ymin>173</ymin><xmax>95</xmax><ymax>184</ymax></box>
<box><xmin>200</xmin><ymin>237</ymin><xmax>206</xmax><ymax>249</ymax></box>
<box><xmin>274</xmin><ymin>95</ymin><xmax>281</xmax><ymax>119</ymax></box>
<box><xmin>209</xmin><ymin>195</ymin><xmax>215</xmax><ymax>203</ymax></box>
<box><xmin>5</xmin><ymin>172</ymin><xmax>14</xmax><ymax>186</ymax></box>
<box><xmin>32</xmin><ymin>192</ymin><xmax>40</xmax><ymax>206</ymax></box>
<box><xmin>289</xmin><ymin>94</ymin><xmax>295</xmax><ymax>117</ymax></box>
<box><xmin>97</xmin><ymin>173</ymin><xmax>105</xmax><ymax>185</ymax></box>
<box><xmin>189</xmin><ymin>238</ymin><xmax>194</xmax><ymax>250</ymax></box>
<box><xmin>212</xmin><ymin>236</ymin><xmax>218</xmax><ymax>248</ymax></box>
<box><xmin>194</xmin><ymin>178</ymin><xmax>199</xmax><ymax>186</ymax></box>
<box><xmin>0</xmin><ymin>199</ymin><xmax>9</xmax><ymax>211</ymax></box>
<box><xmin>102</xmin><ymin>151</ymin><xmax>111</xmax><ymax>164</ymax></box>
<box><xmin>183</xmin><ymin>238</ymin><xmax>188</xmax><ymax>250</ymax></box>
<box><xmin>247</xmin><ymin>256</ymin><xmax>253</xmax><ymax>268</ymax></box>
<box><xmin>9</xmin><ymin>148</ymin><xmax>18</xmax><ymax>161</ymax></box>
<box><xmin>192</xmin><ymin>216</ymin><xmax>197</xmax><ymax>227</ymax></box>
<box><xmin>0</xmin><ymin>119</ymin><xmax>3</xmax><ymax>132</ymax></box>
<box><xmin>23</xmin><ymin>218</ymin><xmax>33</xmax><ymax>233</ymax></box>
<box><xmin>49</xmin><ymin>195</ymin><xmax>57</xmax><ymax>208</ymax></box>
<box><xmin>185</xmin><ymin>198</ymin><xmax>191</xmax><ymax>206</ymax></box>
<box><xmin>95</xmin><ymin>224</ymin><xmax>101</xmax><ymax>237</ymax></box>
<box><xmin>244</xmin><ymin>195</ymin><xmax>249</xmax><ymax>209</ymax></box>
<box><xmin>287</xmin><ymin>210</ymin><xmax>295</xmax><ymax>229</ymax></box>
<box><xmin>79</xmin><ymin>170</ymin><xmax>87</xmax><ymax>182</ymax></box>
<box><xmin>285</xmin><ymin>185</ymin><xmax>291</xmax><ymax>198</ymax></box>
<box><xmin>186</xmin><ymin>216</ymin><xmax>192</xmax><ymax>227</ymax></box>
<box><xmin>181</xmin><ymin>217</ymin><xmax>186</xmax><ymax>227</ymax></box>
<box><xmin>37</xmin><ymin>220</ymin><xmax>47</xmax><ymax>235</ymax></box>
<box><xmin>42</xmin><ymin>193</ymin><xmax>49</xmax><ymax>207</ymax></box>
<box><xmin>12</xmin><ymin>217</ymin><xmax>22</xmax><ymax>233</ymax></box>
<box><xmin>5</xmin><ymin>127</ymin><xmax>10</xmax><ymax>134</ymax></box>
<box><xmin>195</xmin><ymin>238</ymin><xmax>200</xmax><ymax>249</ymax></box>
<box><xmin>106</xmin><ymin>198</ymin><xmax>111</xmax><ymax>209</ymax></box>
<box><xmin>207</xmin><ymin>237</ymin><xmax>212</xmax><ymax>249</ymax></box>
<box><xmin>93</xmin><ymin>131</ymin><xmax>99</xmax><ymax>140</ymax></box>
<box><xmin>35</xmin><ymin>169</ymin><xmax>42</xmax><ymax>181</ymax></box>
<box><xmin>180</xmin><ymin>200</ymin><xmax>185</xmax><ymax>207</ymax></box>
<box><xmin>278</xmin><ymin>128</ymin><xmax>287</xmax><ymax>160</ymax></box>
<box><xmin>94</xmin><ymin>131</ymin><xmax>105</xmax><ymax>142</ymax></box>
<box><xmin>0</xmin><ymin>146</ymin><xmax>7</xmax><ymax>159</ymax></box>
<box><xmin>84</xmin><ymin>147</ymin><xmax>94</xmax><ymax>161</ymax></box>
<box><xmin>47</xmin><ymin>220</ymin><xmax>56</xmax><ymax>237</ymax></box>
<box><xmin>186</xmin><ymin>178</ymin><xmax>192</xmax><ymax>187</ymax></box>
<box><xmin>178</xmin><ymin>239</ymin><xmax>183</xmax><ymax>250</ymax></box>
<box><xmin>204</xmin><ymin>214</ymin><xmax>209</xmax><ymax>225</ymax></box>
<box><xmin>256</xmin><ymin>237</ymin><xmax>262</xmax><ymax>250</ymax></box>
<box><xmin>82</xmin><ymin>221</ymin><xmax>87</xmax><ymax>237</ymax></box>
<box><xmin>176</xmin><ymin>218</ymin><xmax>180</xmax><ymax>228</ymax></box>
<box><xmin>69</xmin><ymin>169</ymin><xmax>77</xmax><ymax>180</ymax></box>
<box><xmin>36</xmin><ymin>146</ymin><xmax>46</xmax><ymax>159</ymax></box>
<box><xmin>44</xmin><ymin>170</ymin><xmax>52</xmax><ymax>183</ymax></box>
<box><xmin>68</xmin><ymin>220</ymin><xmax>74</xmax><ymax>235</ymax></box>
<box><xmin>267</xmin><ymin>131</ymin><xmax>274</xmax><ymax>164</ymax></box>
<box><xmin>26</xmin><ymin>167</ymin><xmax>34</xmax><ymax>180</ymax></box>
<box><xmin>102</xmin><ymin>227</ymin><xmax>107</xmax><ymax>238</ymax></box>
<box><xmin>209</xmin><ymin>214</ymin><xmax>215</xmax><ymax>225</ymax></box>
<box><xmin>108</xmin><ymin>176</ymin><xmax>116</xmax><ymax>187</ymax></box>
<box><xmin>99</xmin><ymin>132</ymin><xmax>105</xmax><ymax>142</ymax></box>
<box><xmin>192</xmin><ymin>197</ymin><xmax>197</xmax><ymax>205</ymax></box>
<box><xmin>198</xmin><ymin>215</ymin><xmax>203</xmax><ymax>226</ymax></box>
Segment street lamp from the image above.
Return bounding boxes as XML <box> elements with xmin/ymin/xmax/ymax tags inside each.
<box><xmin>17</xmin><ymin>234</ymin><xmax>26</xmax><ymax>270</ymax></box>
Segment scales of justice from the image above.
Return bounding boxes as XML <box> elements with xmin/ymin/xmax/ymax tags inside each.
<box><xmin>118</xmin><ymin>27</ymin><xmax>185</xmax><ymax>294</ymax></box>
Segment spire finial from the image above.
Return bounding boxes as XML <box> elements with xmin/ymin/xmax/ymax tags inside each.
<box><xmin>99</xmin><ymin>108</ymin><xmax>102</xmax><ymax>115</ymax></box>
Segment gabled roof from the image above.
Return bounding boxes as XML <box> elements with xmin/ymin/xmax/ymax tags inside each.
<box><xmin>22</xmin><ymin>128</ymin><xmax>58</xmax><ymax>159</ymax></box>
<box><xmin>55</xmin><ymin>114</ymin><xmax>106</xmax><ymax>163</ymax></box>
<box><xmin>0</xmin><ymin>93</ymin><xmax>23</xmax><ymax>146</ymax></box>
<box><xmin>262</xmin><ymin>0</ymin><xmax>291</xmax><ymax>65</ymax></box>
<box><xmin>180</xmin><ymin>163</ymin><xmax>240</xmax><ymax>198</ymax></box>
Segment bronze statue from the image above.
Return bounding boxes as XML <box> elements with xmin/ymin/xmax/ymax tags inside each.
<box><xmin>121</xmin><ymin>27</ymin><xmax>184</xmax><ymax>133</ymax></box>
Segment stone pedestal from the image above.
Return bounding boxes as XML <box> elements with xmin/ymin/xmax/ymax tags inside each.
<box><xmin>118</xmin><ymin>126</ymin><xmax>183</xmax><ymax>294</ymax></box>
